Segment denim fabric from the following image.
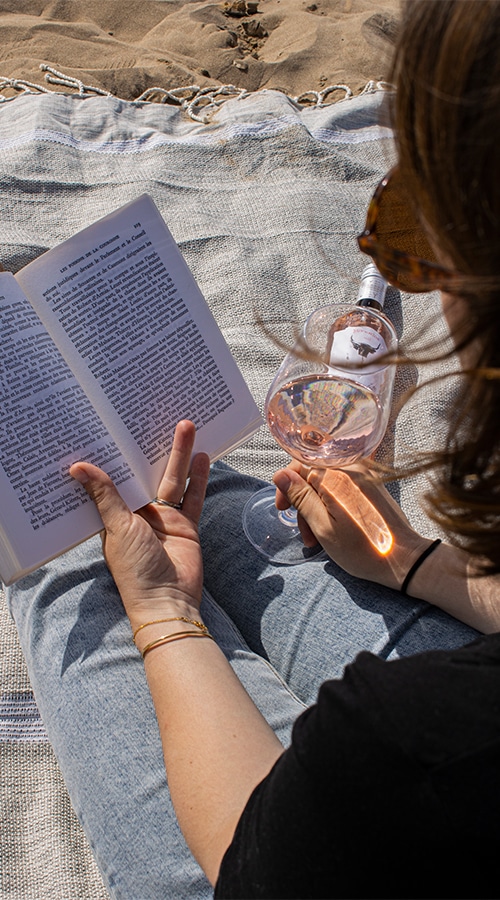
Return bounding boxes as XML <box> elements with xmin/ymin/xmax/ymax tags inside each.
<box><xmin>6</xmin><ymin>536</ymin><xmax>305</xmax><ymax>899</ymax></box>
<box><xmin>201</xmin><ymin>464</ymin><xmax>480</xmax><ymax>706</ymax></box>
<box><xmin>6</xmin><ymin>461</ymin><xmax>479</xmax><ymax>899</ymax></box>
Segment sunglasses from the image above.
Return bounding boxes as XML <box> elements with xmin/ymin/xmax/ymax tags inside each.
<box><xmin>357</xmin><ymin>166</ymin><xmax>458</xmax><ymax>293</ymax></box>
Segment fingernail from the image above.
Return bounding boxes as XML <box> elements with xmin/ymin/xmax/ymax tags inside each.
<box><xmin>71</xmin><ymin>466</ymin><xmax>89</xmax><ymax>485</ymax></box>
<box><xmin>273</xmin><ymin>472</ymin><xmax>291</xmax><ymax>492</ymax></box>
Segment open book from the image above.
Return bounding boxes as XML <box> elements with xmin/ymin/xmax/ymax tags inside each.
<box><xmin>0</xmin><ymin>194</ymin><xmax>262</xmax><ymax>584</ymax></box>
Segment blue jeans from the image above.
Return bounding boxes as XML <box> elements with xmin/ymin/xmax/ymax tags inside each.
<box><xmin>6</xmin><ymin>462</ymin><xmax>479</xmax><ymax>899</ymax></box>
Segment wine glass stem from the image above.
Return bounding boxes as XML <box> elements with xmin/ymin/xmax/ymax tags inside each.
<box><xmin>277</xmin><ymin>507</ymin><xmax>298</xmax><ymax>527</ymax></box>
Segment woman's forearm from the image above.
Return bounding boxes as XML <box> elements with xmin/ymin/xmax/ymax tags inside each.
<box><xmin>138</xmin><ymin>622</ymin><xmax>284</xmax><ymax>886</ymax></box>
<box><xmin>70</xmin><ymin>428</ymin><xmax>284</xmax><ymax>884</ymax></box>
<box><xmin>405</xmin><ymin>541</ymin><xmax>500</xmax><ymax>633</ymax></box>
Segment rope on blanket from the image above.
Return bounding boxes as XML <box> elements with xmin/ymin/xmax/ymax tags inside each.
<box><xmin>0</xmin><ymin>65</ymin><xmax>394</xmax><ymax>123</ymax></box>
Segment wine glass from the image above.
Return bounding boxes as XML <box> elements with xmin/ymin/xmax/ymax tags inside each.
<box><xmin>242</xmin><ymin>302</ymin><xmax>398</xmax><ymax>564</ymax></box>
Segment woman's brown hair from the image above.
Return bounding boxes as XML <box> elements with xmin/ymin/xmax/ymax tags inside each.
<box><xmin>390</xmin><ymin>0</ymin><xmax>500</xmax><ymax>572</ymax></box>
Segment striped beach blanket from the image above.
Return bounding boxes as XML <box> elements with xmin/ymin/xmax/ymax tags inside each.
<box><xmin>0</xmin><ymin>85</ymin><xmax>453</xmax><ymax>898</ymax></box>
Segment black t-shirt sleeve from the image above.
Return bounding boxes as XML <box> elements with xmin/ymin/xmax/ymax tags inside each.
<box><xmin>215</xmin><ymin>652</ymin><xmax>415</xmax><ymax>899</ymax></box>
<box><xmin>214</xmin><ymin>637</ymin><xmax>500</xmax><ymax>899</ymax></box>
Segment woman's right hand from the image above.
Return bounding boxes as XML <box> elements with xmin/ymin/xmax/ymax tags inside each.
<box><xmin>273</xmin><ymin>461</ymin><xmax>432</xmax><ymax>591</ymax></box>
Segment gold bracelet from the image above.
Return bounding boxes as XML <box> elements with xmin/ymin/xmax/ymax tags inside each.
<box><xmin>133</xmin><ymin>616</ymin><xmax>208</xmax><ymax>643</ymax></box>
<box><xmin>141</xmin><ymin>630</ymin><xmax>215</xmax><ymax>659</ymax></box>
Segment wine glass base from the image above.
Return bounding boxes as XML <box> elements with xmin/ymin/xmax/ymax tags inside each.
<box><xmin>242</xmin><ymin>485</ymin><xmax>326</xmax><ymax>565</ymax></box>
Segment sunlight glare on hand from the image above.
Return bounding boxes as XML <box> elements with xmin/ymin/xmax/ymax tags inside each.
<box><xmin>313</xmin><ymin>469</ymin><xmax>393</xmax><ymax>556</ymax></box>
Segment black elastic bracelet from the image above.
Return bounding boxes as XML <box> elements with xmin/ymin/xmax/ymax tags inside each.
<box><xmin>400</xmin><ymin>539</ymin><xmax>442</xmax><ymax>596</ymax></box>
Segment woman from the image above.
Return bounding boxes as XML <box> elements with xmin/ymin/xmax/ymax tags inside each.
<box><xmin>7</xmin><ymin>1</ymin><xmax>500</xmax><ymax>897</ymax></box>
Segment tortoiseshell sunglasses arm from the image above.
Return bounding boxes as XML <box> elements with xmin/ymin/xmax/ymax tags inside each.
<box><xmin>357</xmin><ymin>167</ymin><xmax>458</xmax><ymax>293</ymax></box>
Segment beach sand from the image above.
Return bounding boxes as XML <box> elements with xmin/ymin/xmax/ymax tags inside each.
<box><xmin>0</xmin><ymin>0</ymin><xmax>399</xmax><ymax>102</ymax></box>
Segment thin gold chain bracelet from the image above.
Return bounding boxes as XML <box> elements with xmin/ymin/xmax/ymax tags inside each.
<box><xmin>141</xmin><ymin>630</ymin><xmax>214</xmax><ymax>659</ymax></box>
<box><xmin>133</xmin><ymin>616</ymin><xmax>208</xmax><ymax>643</ymax></box>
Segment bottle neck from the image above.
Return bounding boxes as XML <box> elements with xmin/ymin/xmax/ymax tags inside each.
<box><xmin>356</xmin><ymin>297</ymin><xmax>383</xmax><ymax>311</ymax></box>
<box><xmin>356</xmin><ymin>264</ymin><xmax>388</xmax><ymax>310</ymax></box>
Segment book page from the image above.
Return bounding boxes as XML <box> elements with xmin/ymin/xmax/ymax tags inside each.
<box><xmin>16</xmin><ymin>195</ymin><xmax>262</xmax><ymax>499</ymax></box>
<box><xmin>0</xmin><ymin>274</ymin><xmax>152</xmax><ymax>584</ymax></box>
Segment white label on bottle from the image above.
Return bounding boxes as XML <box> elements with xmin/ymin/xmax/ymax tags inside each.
<box><xmin>328</xmin><ymin>326</ymin><xmax>388</xmax><ymax>396</ymax></box>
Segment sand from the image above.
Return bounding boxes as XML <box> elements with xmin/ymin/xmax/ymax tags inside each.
<box><xmin>0</xmin><ymin>0</ymin><xmax>400</xmax><ymax>103</ymax></box>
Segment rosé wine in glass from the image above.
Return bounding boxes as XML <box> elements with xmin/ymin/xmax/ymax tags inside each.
<box><xmin>266</xmin><ymin>374</ymin><xmax>384</xmax><ymax>468</ymax></box>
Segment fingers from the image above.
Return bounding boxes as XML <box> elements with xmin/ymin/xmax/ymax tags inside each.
<box><xmin>155</xmin><ymin>420</ymin><xmax>209</xmax><ymax>523</ymax></box>
<box><xmin>296</xmin><ymin>512</ymin><xmax>318</xmax><ymax>548</ymax></box>
<box><xmin>273</xmin><ymin>467</ymin><xmax>330</xmax><ymax>529</ymax></box>
<box><xmin>156</xmin><ymin>420</ymin><xmax>197</xmax><ymax>504</ymax></box>
<box><xmin>182</xmin><ymin>451</ymin><xmax>210</xmax><ymax>522</ymax></box>
<box><xmin>71</xmin><ymin>421</ymin><xmax>210</xmax><ymax>537</ymax></box>
<box><xmin>274</xmin><ymin>481</ymin><xmax>291</xmax><ymax>511</ymax></box>
<box><xmin>273</xmin><ymin>468</ymin><xmax>320</xmax><ymax>547</ymax></box>
<box><xmin>70</xmin><ymin>461</ymin><xmax>133</xmax><ymax>532</ymax></box>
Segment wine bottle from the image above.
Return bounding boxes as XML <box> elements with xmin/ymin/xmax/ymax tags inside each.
<box><xmin>326</xmin><ymin>263</ymin><xmax>397</xmax><ymax>397</ymax></box>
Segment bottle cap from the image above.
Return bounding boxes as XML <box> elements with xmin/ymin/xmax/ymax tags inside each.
<box><xmin>356</xmin><ymin>263</ymin><xmax>388</xmax><ymax>310</ymax></box>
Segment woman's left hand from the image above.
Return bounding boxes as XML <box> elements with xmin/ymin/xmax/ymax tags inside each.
<box><xmin>273</xmin><ymin>459</ymin><xmax>430</xmax><ymax>591</ymax></box>
<box><xmin>70</xmin><ymin>420</ymin><xmax>210</xmax><ymax>632</ymax></box>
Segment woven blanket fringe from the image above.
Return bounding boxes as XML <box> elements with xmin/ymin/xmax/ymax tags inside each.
<box><xmin>0</xmin><ymin>65</ymin><xmax>394</xmax><ymax>123</ymax></box>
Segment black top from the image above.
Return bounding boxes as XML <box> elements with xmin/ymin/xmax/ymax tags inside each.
<box><xmin>215</xmin><ymin>634</ymin><xmax>500</xmax><ymax>899</ymax></box>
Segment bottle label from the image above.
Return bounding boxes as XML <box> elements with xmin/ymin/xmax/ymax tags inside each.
<box><xmin>328</xmin><ymin>326</ymin><xmax>388</xmax><ymax>396</ymax></box>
